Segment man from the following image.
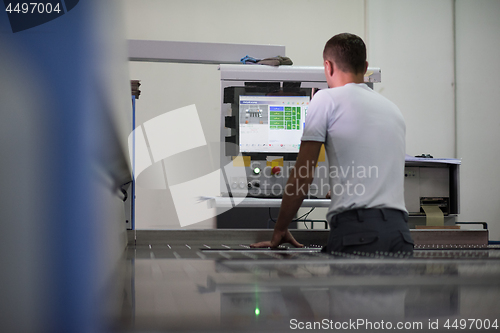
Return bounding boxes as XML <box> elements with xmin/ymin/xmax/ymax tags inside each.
<box><xmin>251</xmin><ymin>33</ymin><xmax>414</xmax><ymax>255</ymax></box>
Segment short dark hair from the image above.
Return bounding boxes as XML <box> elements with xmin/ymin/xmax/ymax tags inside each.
<box><xmin>323</xmin><ymin>33</ymin><xmax>366</xmax><ymax>75</ymax></box>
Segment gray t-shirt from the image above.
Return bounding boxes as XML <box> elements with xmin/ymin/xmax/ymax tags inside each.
<box><xmin>301</xmin><ymin>83</ymin><xmax>407</xmax><ymax>222</ymax></box>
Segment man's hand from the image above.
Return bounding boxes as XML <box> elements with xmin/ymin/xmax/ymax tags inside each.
<box><xmin>250</xmin><ymin>229</ymin><xmax>304</xmax><ymax>248</ymax></box>
<box><xmin>249</xmin><ymin>141</ymin><xmax>322</xmax><ymax>250</ymax></box>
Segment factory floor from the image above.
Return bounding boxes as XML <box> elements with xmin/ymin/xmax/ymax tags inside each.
<box><xmin>115</xmin><ymin>231</ymin><xmax>500</xmax><ymax>332</ymax></box>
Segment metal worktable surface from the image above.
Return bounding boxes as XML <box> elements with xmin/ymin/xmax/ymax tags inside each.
<box><xmin>116</xmin><ymin>230</ymin><xmax>500</xmax><ymax>333</ymax></box>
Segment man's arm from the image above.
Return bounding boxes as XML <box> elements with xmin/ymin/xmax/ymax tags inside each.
<box><xmin>250</xmin><ymin>141</ymin><xmax>323</xmax><ymax>248</ymax></box>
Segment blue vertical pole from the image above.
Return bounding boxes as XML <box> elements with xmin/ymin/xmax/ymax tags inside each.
<box><xmin>132</xmin><ymin>95</ymin><xmax>136</xmax><ymax>230</ymax></box>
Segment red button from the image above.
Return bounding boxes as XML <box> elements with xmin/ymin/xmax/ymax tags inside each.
<box><xmin>271</xmin><ymin>166</ymin><xmax>281</xmax><ymax>175</ymax></box>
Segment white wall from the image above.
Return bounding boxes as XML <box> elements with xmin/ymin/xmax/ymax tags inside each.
<box><xmin>124</xmin><ymin>0</ymin><xmax>365</xmax><ymax>66</ymax></box>
<box><xmin>368</xmin><ymin>0</ymin><xmax>455</xmax><ymax>158</ymax></box>
<box><xmin>455</xmin><ymin>0</ymin><xmax>500</xmax><ymax>240</ymax></box>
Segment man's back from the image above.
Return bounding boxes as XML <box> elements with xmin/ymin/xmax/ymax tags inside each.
<box><xmin>302</xmin><ymin>83</ymin><xmax>407</xmax><ymax>221</ymax></box>
<box><xmin>251</xmin><ymin>33</ymin><xmax>413</xmax><ymax>255</ymax></box>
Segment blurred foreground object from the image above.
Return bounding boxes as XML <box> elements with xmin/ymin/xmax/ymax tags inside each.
<box><xmin>0</xmin><ymin>1</ymin><xmax>131</xmax><ymax>332</ymax></box>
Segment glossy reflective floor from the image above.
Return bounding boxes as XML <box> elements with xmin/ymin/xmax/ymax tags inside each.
<box><xmin>116</xmin><ymin>239</ymin><xmax>500</xmax><ymax>332</ymax></box>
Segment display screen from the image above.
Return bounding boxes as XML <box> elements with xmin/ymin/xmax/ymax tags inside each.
<box><xmin>239</xmin><ymin>95</ymin><xmax>310</xmax><ymax>153</ymax></box>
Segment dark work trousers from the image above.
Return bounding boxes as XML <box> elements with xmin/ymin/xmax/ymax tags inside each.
<box><xmin>326</xmin><ymin>208</ymin><xmax>414</xmax><ymax>255</ymax></box>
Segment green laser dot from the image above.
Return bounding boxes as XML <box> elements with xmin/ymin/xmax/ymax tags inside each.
<box><xmin>255</xmin><ymin>308</ymin><xmax>260</xmax><ymax>316</ymax></box>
